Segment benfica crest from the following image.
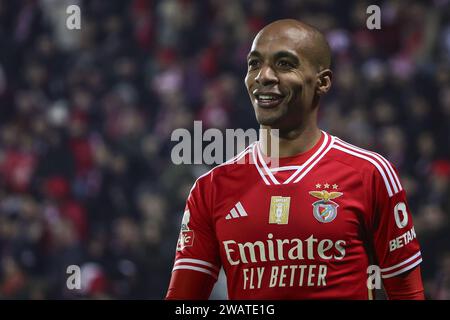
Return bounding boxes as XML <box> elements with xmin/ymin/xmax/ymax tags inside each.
<box><xmin>309</xmin><ymin>190</ymin><xmax>343</xmax><ymax>223</ymax></box>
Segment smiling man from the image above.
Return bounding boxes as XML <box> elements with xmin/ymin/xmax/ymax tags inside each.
<box><xmin>166</xmin><ymin>19</ymin><xmax>425</xmax><ymax>300</ymax></box>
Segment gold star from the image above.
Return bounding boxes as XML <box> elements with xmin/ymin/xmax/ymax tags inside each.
<box><xmin>332</xmin><ymin>184</ymin><xmax>338</xmax><ymax>189</ymax></box>
<box><xmin>315</xmin><ymin>183</ymin><xmax>321</xmax><ymax>188</ymax></box>
<box><xmin>324</xmin><ymin>183</ymin><xmax>330</xmax><ymax>188</ymax></box>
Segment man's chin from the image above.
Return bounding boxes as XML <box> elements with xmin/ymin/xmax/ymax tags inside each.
<box><xmin>255</xmin><ymin>113</ymin><xmax>299</xmax><ymax>133</ymax></box>
<box><xmin>255</xmin><ymin>113</ymin><xmax>283</xmax><ymax>128</ymax></box>
<box><xmin>254</xmin><ymin>104</ymin><xmax>287</xmax><ymax>128</ymax></box>
<box><xmin>256</xmin><ymin>117</ymin><xmax>276</xmax><ymax>127</ymax></box>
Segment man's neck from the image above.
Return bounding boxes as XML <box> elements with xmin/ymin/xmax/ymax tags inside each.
<box><xmin>259</xmin><ymin>124</ymin><xmax>322</xmax><ymax>158</ymax></box>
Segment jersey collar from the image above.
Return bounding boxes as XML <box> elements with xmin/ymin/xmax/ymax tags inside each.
<box><xmin>251</xmin><ymin>130</ymin><xmax>335</xmax><ymax>185</ymax></box>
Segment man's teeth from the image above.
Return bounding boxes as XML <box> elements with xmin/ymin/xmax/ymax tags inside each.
<box><xmin>258</xmin><ymin>95</ymin><xmax>279</xmax><ymax>101</ymax></box>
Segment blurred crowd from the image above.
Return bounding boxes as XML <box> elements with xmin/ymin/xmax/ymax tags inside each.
<box><xmin>0</xmin><ymin>0</ymin><xmax>449</xmax><ymax>299</ymax></box>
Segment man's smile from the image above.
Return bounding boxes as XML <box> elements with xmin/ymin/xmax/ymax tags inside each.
<box><xmin>253</xmin><ymin>90</ymin><xmax>285</xmax><ymax>109</ymax></box>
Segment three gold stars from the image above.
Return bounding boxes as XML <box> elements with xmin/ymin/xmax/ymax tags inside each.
<box><xmin>316</xmin><ymin>183</ymin><xmax>339</xmax><ymax>189</ymax></box>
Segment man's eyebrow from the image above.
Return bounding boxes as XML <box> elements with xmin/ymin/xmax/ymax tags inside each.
<box><xmin>247</xmin><ymin>50</ymin><xmax>300</xmax><ymax>63</ymax></box>
<box><xmin>273</xmin><ymin>51</ymin><xmax>299</xmax><ymax>63</ymax></box>
<box><xmin>247</xmin><ymin>51</ymin><xmax>262</xmax><ymax>60</ymax></box>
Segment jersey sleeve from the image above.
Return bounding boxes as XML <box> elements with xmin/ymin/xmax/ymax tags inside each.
<box><xmin>171</xmin><ymin>174</ymin><xmax>222</xmax><ymax>281</ymax></box>
<box><xmin>368</xmin><ymin>161</ymin><xmax>422</xmax><ymax>280</ymax></box>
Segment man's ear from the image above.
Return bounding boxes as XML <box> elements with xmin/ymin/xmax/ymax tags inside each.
<box><xmin>316</xmin><ymin>69</ymin><xmax>333</xmax><ymax>95</ymax></box>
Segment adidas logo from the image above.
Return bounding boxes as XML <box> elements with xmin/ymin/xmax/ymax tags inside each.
<box><xmin>225</xmin><ymin>202</ymin><xmax>248</xmax><ymax>220</ymax></box>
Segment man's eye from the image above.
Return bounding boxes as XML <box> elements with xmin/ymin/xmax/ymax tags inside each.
<box><xmin>277</xmin><ymin>60</ymin><xmax>294</xmax><ymax>68</ymax></box>
<box><xmin>248</xmin><ymin>60</ymin><xmax>260</xmax><ymax>68</ymax></box>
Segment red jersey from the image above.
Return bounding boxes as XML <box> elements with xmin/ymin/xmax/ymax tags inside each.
<box><xmin>171</xmin><ymin>131</ymin><xmax>422</xmax><ymax>299</ymax></box>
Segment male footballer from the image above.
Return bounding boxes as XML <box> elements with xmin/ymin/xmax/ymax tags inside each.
<box><xmin>166</xmin><ymin>19</ymin><xmax>425</xmax><ymax>300</ymax></box>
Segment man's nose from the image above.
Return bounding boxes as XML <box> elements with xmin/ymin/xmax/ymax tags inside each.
<box><xmin>255</xmin><ymin>65</ymin><xmax>278</xmax><ymax>86</ymax></box>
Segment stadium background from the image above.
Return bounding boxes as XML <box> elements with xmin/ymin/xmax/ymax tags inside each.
<box><xmin>0</xmin><ymin>0</ymin><xmax>449</xmax><ymax>299</ymax></box>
